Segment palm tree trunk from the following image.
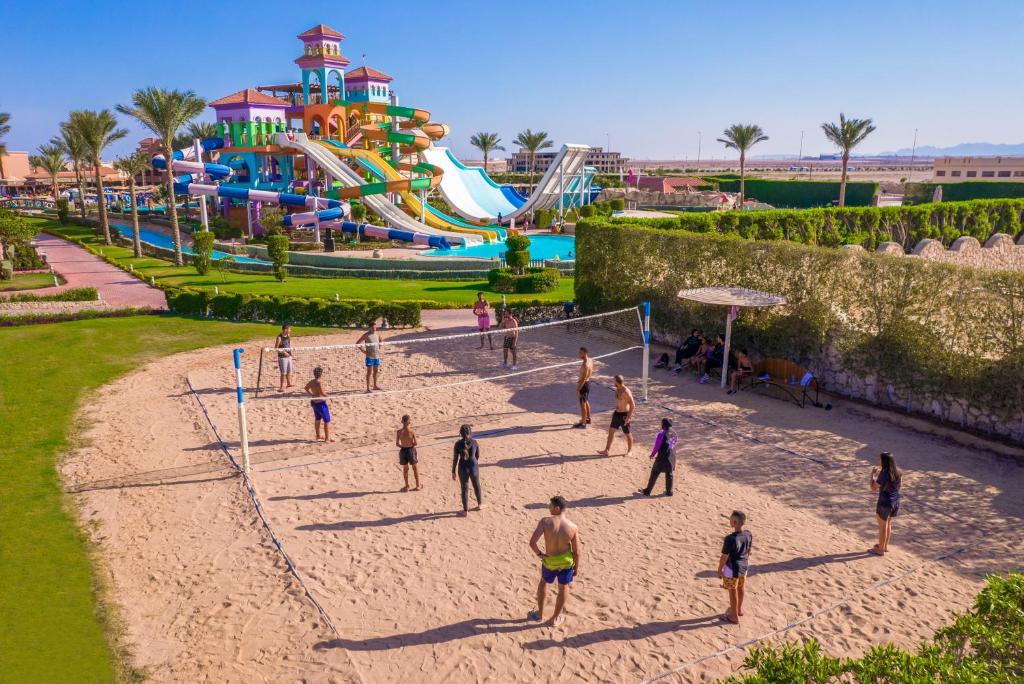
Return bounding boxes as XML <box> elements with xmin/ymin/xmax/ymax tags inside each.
<box><xmin>739</xmin><ymin>151</ymin><xmax>746</xmax><ymax>207</ymax></box>
<box><xmin>164</xmin><ymin>143</ymin><xmax>183</xmax><ymax>266</ymax></box>
<box><xmin>129</xmin><ymin>177</ymin><xmax>141</xmax><ymax>257</ymax></box>
<box><xmin>483</xmin><ymin>149</ymin><xmax>489</xmax><ymax>173</ymax></box>
<box><xmin>838</xmin><ymin>153</ymin><xmax>849</xmax><ymax>207</ymax></box>
<box><xmin>51</xmin><ymin>174</ymin><xmax>59</xmax><ymax>202</ymax></box>
<box><xmin>530</xmin><ymin>151</ymin><xmax>536</xmax><ymax>192</ymax></box>
<box><xmin>74</xmin><ymin>163</ymin><xmax>87</xmax><ymax>218</ymax></box>
<box><xmin>94</xmin><ymin>156</ymin><xmax>111</xmax><ymax>244</ymax></box>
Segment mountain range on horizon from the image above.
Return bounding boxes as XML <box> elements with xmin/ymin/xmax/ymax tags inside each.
<box><xmin>882</xmin><ymin>142</ymin><xmax>1024</xmax><ymax>157</ymax></box>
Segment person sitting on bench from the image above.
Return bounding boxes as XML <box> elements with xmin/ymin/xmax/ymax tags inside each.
<box><xmin>727</xmin><ymin>348</ymin><xmax>754</xmax><ymax>395</ymax></box>
<box><xmin>700</xmin><ymin>334</ymin><xmax>725</xmax><ymax>384</ymax></box>
<box><xmin>672</xmin><ymin>330</ymin><xmax>703</xmax><ymax>373</ymax></box>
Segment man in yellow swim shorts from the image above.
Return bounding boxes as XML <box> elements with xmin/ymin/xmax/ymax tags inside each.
<box><xmin>528</xmin><ymin>495</ymin><xmax>583</xmax><ymax>627</ymax></box>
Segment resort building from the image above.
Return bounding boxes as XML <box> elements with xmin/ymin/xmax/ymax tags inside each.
<box><xmin>463</xmin><ymin>159</ymin><xmax>508</xmax><ymax>174</ymax></box>
<box><xmin>510</xmin><ymin>147</ymin><xmax>626</xmax><ymax>174</ymax></box>
<box><xmin>933</xmin><ymin>156</ymin><xmax>1024</xmax><ymax>181</ymax></box>
<box><xmin>0</xmin><ymin>151</ymin><xmax>32</xmax><ymax>195</ymax></box>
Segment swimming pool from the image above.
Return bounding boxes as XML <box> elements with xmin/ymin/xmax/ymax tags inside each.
<box><xmin>112</xmin><ymin>224</ymin><xmax>266</xmax><ymax>263</ymax></box>
<box><xmin>424</xmin><ymin>234</ymin><xmax>576</xmax><ymax>261</ymax></box>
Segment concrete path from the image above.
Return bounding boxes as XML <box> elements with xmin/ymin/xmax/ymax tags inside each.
<box><xmin>4</xmin><ymin>234</ymin><xmax>167</xmax><ymax>309</ymax></box>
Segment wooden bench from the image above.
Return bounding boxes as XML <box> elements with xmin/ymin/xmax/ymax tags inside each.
<box><xmin>740</xmin><ymin>358</ymin><xmax>820</xmax><ymax>408</ymax></box>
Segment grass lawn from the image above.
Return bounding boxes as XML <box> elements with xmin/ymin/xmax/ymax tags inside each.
<box><xmin>0</xmin><ymin>315</ymin><xmax>330</xmax><ymax>682</ymax></box>
<box><xmin>0</xmin><ymin>271</ymin><xmax>62</xmax><ymax>292</ymax></box>
<box><xmin>36</xmin><ymin>219</ymin><xmax>575</xmax><ymax>307</ymax></box>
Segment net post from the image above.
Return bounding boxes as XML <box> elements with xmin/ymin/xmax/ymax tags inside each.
<box><xmin>255</xmin><ymin>347</ymin><xmax>265</xmax><ymax>399</ymax></box>
<box><xmin>641</xmin><ymin>301</ymin><xmax>651</xmax><ymax>402</ymax></box>
<box><xmin>233</xmin><ymin>348</ymin><xmax>251</xmax><ymax>474</ymax></box>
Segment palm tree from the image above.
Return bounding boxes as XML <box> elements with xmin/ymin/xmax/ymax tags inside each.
<box><xmin>54</xmin><ymin>123</ymin><xmax>90</xmax><ymax>218</ymax></box>
<box><xmin>0</xmin><ymin>111</ymin><xmax>10</xmax><ymax>180</ymax></box>
<box><xmin>114</xmin><ymin>152</ymin><xmax>150</xmax><ymax>257</ymax></box>
<box><xmin>717</xmin><ymin>124</ymin><xmax>769</xmax><ymax>207</ymax></box>
<box><xmin>186</xmin><ymin>121</ymin><xmax>220</xmax><ymax>144</ymax></box>
<box><xmin>469</xmin><ymin>132</ymin><xmax>504</xmax><ymax>173</ymax></box>
<box><xmin>68</xmin><ymin>110</ymin><xmax>128</xmax><ymax>244</ymax></box>
<box><xmin>29</xmin><ymin>143</ymin><xmax>66</xmax><ymax>201</ymax></box>
<box><xmin>821</xmin><ymin>113</ymin><xmax>877</xmax><ymax>207</ymax></box>
<box><xmin>118</xmin><ymin>88</ymin><xmax>206</xmax><ymax>266</ymax></box>
<box><xmin>514</xmin><ymin>129</ymin><xmax>553</xmax><ymax>191</ymax></box>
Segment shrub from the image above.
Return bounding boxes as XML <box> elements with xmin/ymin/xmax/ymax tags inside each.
<box><xmin>488</xmin><ymin>266</ymin><xmax>559</xmax><ymax>293</ymax></box>
<box><xmin>2</xmin><ymin>287</ymin><xmax>98</xmax><ymax>302</ymax></box>
<box><xmin>192</xmin><ymin>231</ymin><xmax>215</xmax><ymax>275</ymax></box>
<box><xmin>609</xmin><ymin>198</ymin><xmax>625</xmax><ymax>211</ymax></box>
<box><xmin>350</xmin><ymin>201</ymin><xmax>367</xmax><ymax>223</ymax></box>
<box><xmin>906</xmin><ymin>181</ymin><xmax>1024</xmax><ymax>204</ymax></box>
<box><xmin>0</xmin><ymin>260</ymin><xmax>12</xmax><ymax>281</ymax></box>
<box><xmin>579</xmin><ymin>204</ymin><xmax>596</xmax><ymax>218</ymax></box>
<box><xmin>503</xmin><ymin>233</ymin><xmax>531</xmax><ymax>273</ymax></box>
<box><xmin>266</xmin><ymin>234</ymin><xmax>289</xmax><ymax>281</ymax></box>
<box><xmin>56</xmin><ymin>199</ymin><xmax>70</xmax><ymax>225</ymax></box>
<box><xmin>260</xmin><ymin>207</ymin><xmax>286</xmax><ymax>236</ymax></box>
<box><xmin>209</xmin><ymin>215</ymin><xmax>241</xmax><ymax>240</ymax></box>
<box><xmin>704</xmin><ymin>177</ymin><xmax>878</xmax><ymax>208</ymax></box>
<box><xmin>534</xmin><ymin>209</ymin><xmax>552</xmax><ymax>229</ymax></box>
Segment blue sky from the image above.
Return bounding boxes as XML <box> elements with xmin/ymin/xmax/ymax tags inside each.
<box><xmin>4</xmin><ymin>0</ymin><xmax>1023</xmax><ymax>161</ymax></box>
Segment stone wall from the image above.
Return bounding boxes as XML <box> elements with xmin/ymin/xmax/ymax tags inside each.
<box><xmin>597</xmin><ymin>187</ymin><xmax>733</xmax><ymax>210</ymax></box>
<box><xmin>854</xmin><ymin>233</ymin><xmax>1024</xmax><ymax>272</ymax></box>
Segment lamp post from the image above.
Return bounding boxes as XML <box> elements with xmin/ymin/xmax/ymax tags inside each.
<box><xmin>908</xmin><ymin>128</ymin><xmax>918</xmax><ymax>183</ymax></box>
<box><xmin>696</xmin><ymin>131</ymin><xmax>702</xmax><ymax>171</ymax></box>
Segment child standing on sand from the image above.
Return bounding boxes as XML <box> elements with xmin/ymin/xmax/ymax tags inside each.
<box><xmin>303</xmin><ymin>366</ymin><xmax>335</xmax><ymax>443</ymax></box>
<box><xmin>396</xmin><ymin>415</ymin><xmax>421</xmax><ymax>492</ymax></box>
<box><xmin>717</xmin><ymin>510</ymin><xmax>752</xmax><ymax>624</ymax></box>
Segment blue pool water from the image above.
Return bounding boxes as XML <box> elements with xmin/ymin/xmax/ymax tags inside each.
<box><xmin>424</xmin><ymin>234</ymin><xmax>576</xmax><ymax>261</ymax></box>
<box><xmin>113</xmin><ymin>224</ymin><xmax>266</xmax><ymax>263</ymax></box>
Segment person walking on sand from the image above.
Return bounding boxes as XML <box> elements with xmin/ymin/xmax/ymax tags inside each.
<box><xmin>870</xmin><ymin>451</ymin><xmax>902</xmax><ymax>556</ymax></box>
<box><xmin>473</xmin><ymin>292</ymin><xmax>494</xmax><ymax>350</ymax></box>
<box><xmin>275</xmin><ymin>324</ymin><xmax>294</xmax><ymax>391</ymax></box>
<box><xmin>639</xmin><ymin>418</ymin><xmax>677</xmax><ymax>496</ymax></box>
<box><xmin>451</xmin><ymin>424</ymin><xmax>483</xmax><ymax>516</ymax></box>
<box><xmin>574</xmin><ymin>347</ymin><xmax>594</xmax><ymax>429</ymax></box>
<box><xmin>598</xmin><ymin>375</ymin><xmax>635</xmax><ymax>457</ymax></box>
<box><xmin>499</xmin><ymin>309</ymin><xmax>520</xmax><ymax>370</ymax></box>
<box><xmin>396</xmin><ymin>415</ymin><xmax>421</xmax><ymax>492</ymax></box>
<box><xmin>529</xmin><ymin>495</ymin><xmax>582</xmax><ymax>627</ymax></box>
<box><xmin>303</xmin><ymin>366</ymin><xmax>335</xmax><ymax>443</ymax></box>
<box><xmin>357</xmin><ymin>320</ymin><xmax>383</xmax><ymax>392</ymax></box>
<box><xmin>718</xmin><ymin>510</ymin><xmax>752</xmax><ymax>624</ymax></box>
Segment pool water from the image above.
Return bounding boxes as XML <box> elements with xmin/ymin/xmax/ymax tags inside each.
<box><xmin>113</xmin><ymin>224</ymin><xmax>266</xmax><ymax>263</ymax></box>
<box><xmin>424</xmin><ymin>234</ymin><xmax>576</xmax><ymax>261</ymax></box>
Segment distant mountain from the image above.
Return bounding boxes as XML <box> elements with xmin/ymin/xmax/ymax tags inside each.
<box><xmin>884</xmin><ymin>142</ymin><xmax>1024</xmax><ymax>157</ymax></box>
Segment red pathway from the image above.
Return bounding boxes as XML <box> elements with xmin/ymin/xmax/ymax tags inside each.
<box><xmin>5</xmin><ymin>234</ymin><xmax>168</xmax><ymax>309</ymax></box>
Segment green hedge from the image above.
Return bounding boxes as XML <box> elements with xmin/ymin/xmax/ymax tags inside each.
<box><xmin>1</xmin><ymin>287</ymin><xmax>98</xmax><ymax>303</ymax></box>
<box><xmin>906</xmin><ymin>181</ymin><xmax>1024</xmax><ymax>204</ymax></box>
<box><xmin>598</xmin><ymin>198</ymin><xmax>1024</xmax><ymax>250</ymax></box>
<box><xmin>575</xmin><ymin>218</ymin><xmax>1024</xmax><ymax>439</ymax></box>
<box><xmin>487</xmin><ymin>267</ymin><xmax>561</xmax><ymax>293</ymax></box>
<box><xmin>164</xmin><ymin>288</ymin><xmax>422</xmax><ymax>327</ymax></box>
<box><xmin>704</xmin><ymin>177</ymin><xmax>878</xmax><ymax>208</ymax></box>
<box><xmin>0</xmin><ymin>307</ymin><xmax>156</xmax><ymax>327</ymax></box>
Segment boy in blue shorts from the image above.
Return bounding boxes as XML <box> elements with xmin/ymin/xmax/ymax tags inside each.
<box><xmin>528</xmin><ymin>496</ymin><xmax>583</xmax><ymax>627</ymax></box>
<box><xmin>304</xmin><ymin>366</ymin><xmax>335</xmax><ymax>442</ymax></box>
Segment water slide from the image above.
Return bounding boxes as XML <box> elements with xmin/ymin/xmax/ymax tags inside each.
<box><xmin>277</xmin><ymin>132</ymin><xmax>482</xmax><ymax>246</ymax></box>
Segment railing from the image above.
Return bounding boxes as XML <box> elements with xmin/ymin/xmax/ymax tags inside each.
<box><xmin>2</xmin><ymin>198</ymin><xmax>58</xmax><ymax>210</ymax></box>
<box><xmin>497</xmin><ymin>257</ymin><xmax>575</xmax><ymax>272</ymax></box>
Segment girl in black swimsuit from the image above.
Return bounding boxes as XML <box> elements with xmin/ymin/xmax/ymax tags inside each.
<box><xmin>452</xmin><ymin>424</ymin><xmax>483</xmax><ymax>515</ymax></box>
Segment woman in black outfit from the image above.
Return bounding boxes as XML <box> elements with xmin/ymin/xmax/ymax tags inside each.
<box><xmin>452</xmin><ymin>424</ymin><xmax>483</xmax><ymax>515</ymax></box>
<box><xmin>870</xmin><ymin>451</ymin><xmax>902</xmax><ymax>556</ymax></box>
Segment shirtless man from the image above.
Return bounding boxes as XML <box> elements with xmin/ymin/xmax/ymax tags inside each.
<box><xmin>303</xmin><ymin>366</ymin><xmax>335</xmax><ymax>442</ymax></box>
<box><xmin>598</xmin><ymin>374</ymin><xmax>635</xmax><ymax>457</ymax></box>
<box><xmin>356</xmin><ymin>321</ymin><xmax>383</xmax><ymax>392</ymax></box>
<box><xmin>396</xmin><ymin>414</ymin><xmax>421</xmax><ymax>491</ymax></box>
<box><xmin>528</xmin><ymin>495</ymin><xmax>582</xmax><ymax>627</ymax></box>
<box><xmin>499</xmin><ymin>310</ymin><xmax>520</xmax><ymax>370</ymax></box>
<box><xmin>275</xmin><ymin>324</ymin><xmax>293</xmax><ymax>392</ymax></box>
<box><xmin>574</xmin><ymin>347</ymin><xmax>594</xmax><ymax>429</ymax></box>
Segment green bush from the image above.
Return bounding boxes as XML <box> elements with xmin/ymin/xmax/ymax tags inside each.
<box><xmin>703</xmin><ymin>178</ymin><xmax>878</xmax><ymax>208</ymax></box>
<box><xmin>503</xmin><ymin>233</ymin><xmax>531</xmax><ymax>273</ymax></box>
<box><xmin>350</xmin><ymin>201</ymin><xmax>367</xmax><ymax>223</ymax></box>
<box><xmin>0</xmin><ymin>260</ymin><xmax>12</xmax><ymax>281</ymax></box>
<box><xmin>487</xmin><ymin>266</ymin><xmax>559</xmax><ymax>293</ymax></box>
<box><xmin>192</xmin><ymin>231</ymin><xmax>215</xmax><ymax>275</ymax></box>
<box><xmin>56</xmin><ymin>199</ymin><xmax>69</xmax><ymax>225</ymax></box>
<box><xmin>534</xmin><ymin>209</ymin><xmax>553</xmax><ymax>229</ymax></box>
<box><xmin>2</xmin><ymin>287</ymin><xmax>98</xmax><ymax>302</ymax></box>
<box><xmin>579</xmin><ymin>204</ymin><xmax>596</xmax><ymax>218</ymax></box>
<box><xmin>266</xmin><ymin>234</ymin><xmax>289</xmax><ymax>281</ymax></box>
<box><xmin>565</xmin><ymin>209</ymin><xmax>580</xmax><ymax>223</ymax></box>
<box><xmin>209</xmin><ymin>215</ymin><xmax>242</xmax><ymax>240</ymax></box>
<box><xmin>906</xmin><ymin>181</ymin><xmax>1024</xmax><ymax>204</ymax></box>
<box><xmin>609</xmin><ymin>198</ymin><xmax>625</xmax><ymax>211</ymax></box>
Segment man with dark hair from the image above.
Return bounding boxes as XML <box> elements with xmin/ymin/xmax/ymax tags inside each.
<box><xmin>718</xmin><ymin>510</ymin><xmax>752</xmax><ymax>624</ymax></box>
<box><xmin>529</xmin><ymin>495</ymin><xmax>582</xmax><ymax>627</ymax></box>
<box><xmin>574</xmin><ymin>347</ymin><xmax>594</xmax><ymax>429</ymax></box>
<box><xmin>673</xmin><ymin>329</ymin><xmax>702</xmax><ymax>373</ymax></box>
<box><xmin>303</xmin><ymin>366</ymin><xmax>334</xmax><ymax>443</ymax></box>
<box><xmin>598</xmin><ymin>374</ymin><xmax>635</xmax><ymax>457</ymax></box>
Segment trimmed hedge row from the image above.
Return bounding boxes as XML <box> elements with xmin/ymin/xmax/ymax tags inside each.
<box><xmin>905</xmin><ymin>181</ymin><xmax>1024</xmax><ymax>204</ymax></box>
<box><xmin>0</xmin><ymin>287</ymin><xmax>99</xmax><ymax>303</ymax></box>
<box><xmin>0</xmin><ymin>307</ymin><xmax>156</xmax><ymax>327</ymax></box>
<box><xmin>487</xmin><ymin>267</ymin><xmax>561</xmax><ymax>293</ymax></box>
<box><xmin>599</xmin><ymin>198</ymin><xmax>1024</xmax><ymax>250</ymax></box>
<box><xmin>704</xmin><ymin>177</ymin><xmax>878</xmax><ymax>208</ymax></box>
<box><xmin>164</xmin><ymin>288</ymin><xmax>423</xmax><ymax>327</ymax></box>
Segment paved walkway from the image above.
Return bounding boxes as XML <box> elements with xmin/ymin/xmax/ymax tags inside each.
<box><xmin>4</xmin><ymin>234</ymin><xmax>168</xmax><ymax>309</ymax></box>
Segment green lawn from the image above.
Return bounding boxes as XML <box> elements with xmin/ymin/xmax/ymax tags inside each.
<box><xmin>0</xmin><ymin>316</ymin><xmax>329</xmax><ymax>682</ymax></box>
<box><xmin>0</xmin><ymin>271</ymin><xmax>62</xmax><ymax>292</ymax></box>
<box><xmin>36</xmin><ymin>220</ymin><xmax>574</xmax><ymax>307</ymax></box>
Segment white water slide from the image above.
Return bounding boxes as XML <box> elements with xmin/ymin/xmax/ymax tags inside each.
<box><xmin>276</xmin><ymin>133</ymin><xmax>482</xmax><ymax>246</ymax></box>
<box><xmin>422</xmin><ymin>144</ymin><xmax>592</xmax><ymax>223</ymax></box>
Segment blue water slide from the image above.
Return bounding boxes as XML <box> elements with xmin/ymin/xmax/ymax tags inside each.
<box><xmin>332</xmin><ymin>220</ymin><xmax>451</xmax><ymax>249</ymax></box>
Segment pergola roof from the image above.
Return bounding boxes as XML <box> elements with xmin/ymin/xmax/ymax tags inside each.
<box><xmin>677</xmin><ymin>286</ymin><xmax>786</xmax><ymax>308</ymax></box>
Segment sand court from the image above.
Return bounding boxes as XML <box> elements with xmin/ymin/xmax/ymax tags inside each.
<box><xmin>61</xmin><ymin>320</ymin><xmax>1024</xmax><ymax>683</ymax></box>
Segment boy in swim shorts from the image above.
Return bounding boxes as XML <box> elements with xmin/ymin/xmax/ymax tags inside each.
<box><xmin>303</xmin><ymin>366</ymin><xmax>335</xmax><ymax>443</ymax></box>
<box><xmin>718</xmin><ymin>510</ymin><xmax>752</xmax><ymax>624</ymax></box>
<box><xmin>396</xmin><ymin>414</ymin><xmax>421</xmax><ymax>491</ymax></box>
<box><xmin>598</xmin><ymin>375</ymin><xmax>635</xmax><ymax>457</ymax></box>
<box><xmin>528</xmin><ymin>496</ymin><xmax>582</xmax><ymax>627</ymax></box>
<box><xmin>473</xmin><ymin>292</ymin><xmax>494</xmax><ymax>350</ymax></box>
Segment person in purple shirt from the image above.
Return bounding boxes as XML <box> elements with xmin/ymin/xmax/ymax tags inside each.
<box><xmin>638</xmin><ymin>418</ymin><xmax>677</xmax><ymax>496</ymax></box>
<box><xmin>870</xmin><ymin>451</ymin><xmax>902</xmax><ymax>556</ymax></box>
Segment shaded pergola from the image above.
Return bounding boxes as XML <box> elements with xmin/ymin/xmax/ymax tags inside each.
<box><xmin>677</xmin><ymin>286</ymin><xmax>787</xmax><ymax>388</ymax></box>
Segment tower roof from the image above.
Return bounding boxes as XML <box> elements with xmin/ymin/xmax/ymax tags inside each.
<box><xmin>209</xmin><ymin>89</ymin><xmax>291</xmax><ymax>108</ymax></box>
<box><xmin>345</xmin><ymin>65</ymin><xmax>393</xmax><ymax>82</ymax></box>
<box><xmin>298</xmin><ymin>24</ymin><xmax>344</xmax><ymax>40</ymax></box>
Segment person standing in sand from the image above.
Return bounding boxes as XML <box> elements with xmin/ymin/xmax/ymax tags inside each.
<box><xmin>499</xmin><ymin>309</ymin><xmax>519</xmax><ymax>370</ymax></box>
<box><xmin>396</xmin><ymin>415</ymin><xmax>421</xmax><ymax>492</ymax></box>
<box><xmin>870</xmin><ymin>451</ymin><xmax>902</xmax><ymax>556</ymax></box>
<box><xmin>574</xmin><ymin>347</ymin><xmax>594</xmax><ymax>429</ymax></box>
<box><xmin>598</xmin><ymin>374</ymin><xmax>635</xmax><ymax>457</ymax></box>
<box><xmin>529</xmin><ymin>496</ymin><xmax>582</xmax><ymax>627</ymax></box>
<box><xmin>717</xmin><ymin>510</ymin><xmax>752</xmax><ymax>624</ymax></box>
<box><xmin>303</xmin><ymin>366</ymin><xmax>335</xmax><ymax>443</ymax></box>
<box><xmin>451</xmin><ymin>424</ymin><xmax>483</xmax><ymax>516</ymax></box>
<box><xmin>275</xmin><ymin>324</ymin><xmax>294</xmax><ymax>391</ymax></box>
<box><xmin>473</xmin><ymin>292</ymin><xmax>494</xmax><ymax>350</ymax></box>
<box><xmin>639</xmin><ymin>418</ymin><xmax>677</xmax><ymax>496</ymax></box>
<box><xmin>357</xmin><ymin>320</ymin><xmax>383</xmax><ymax>392</ymax></box>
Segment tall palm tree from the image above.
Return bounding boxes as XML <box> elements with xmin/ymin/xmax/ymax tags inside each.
<box><xmin>54</xmin><ymin>123</ymin><xmax>90</xmax><ymax>218</ymax></box>
<box><xmin>717</xmin><ymin>124</ymin><xmax>769</xmax><ymax>207</ymax></box>
<box><xmin>821</xmin><ymin>113</ymin><xmax>877</xmax><ymax>207</ymax></box>
<box><xmin>114</xmin><ymin>151</ymin><xmax>150</xmax><ymax>257</ymax></box>
<box><xmin>68</xmin><ymin>110</ymin><xmax>128</xmax><ymax>244</ymax></box>
<box><xmin>469</xmin><ymin>132</ymin><xmax>504</xmax><ymax>173</ymax></box>
<box><xmin>0</xmin><ymin>111</ymin><xmax>10</xmax><ymax>181</ymax></box>
<box><xmin>186</xmin><ymin>121</ymin><xmax>220</xmax><ymax>144</ymax></box>
<box><xmin>29</xmin><ymin>143</ymin><xmax>66</xmax><ymax>201</ymax></box>
<box><xmin>514</xmin><ymin>129</ymin><xmax>553</xmax><ymax>191</ymax></box>
<box><xmin>118</xmin><ymin>88</ymin><xmax>206</xmax><ymax>266</ymax></box>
